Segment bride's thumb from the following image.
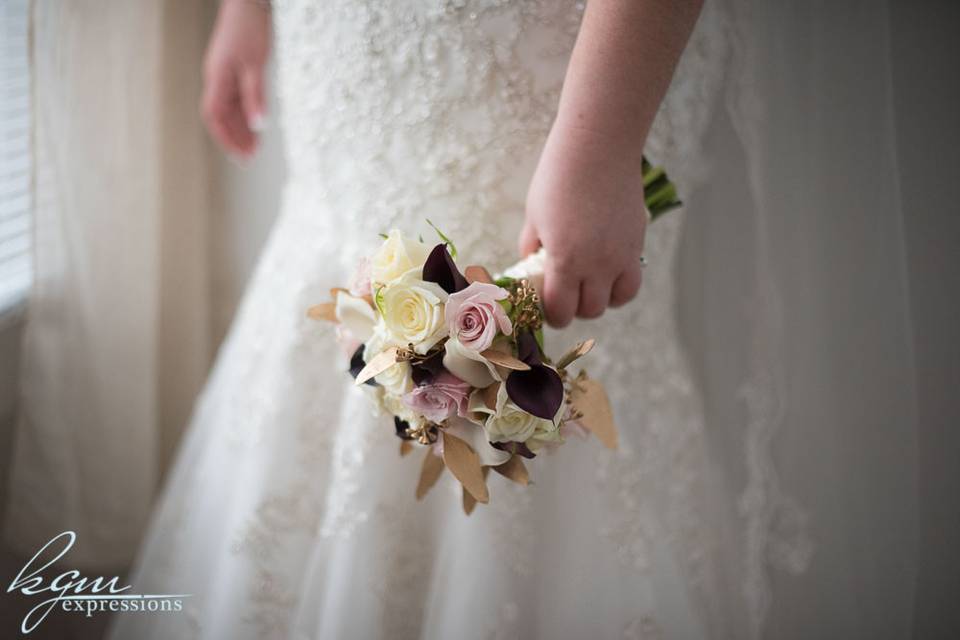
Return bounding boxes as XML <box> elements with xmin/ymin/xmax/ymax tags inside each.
<box><xmin>518</xmin><ymin>220</ymin><xmax>541</xmax><ymax>257</ymax></box>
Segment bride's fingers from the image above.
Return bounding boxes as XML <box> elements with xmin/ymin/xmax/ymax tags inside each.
<box><xmin>240</xmin><ymin>67</ymin><xmax>266</xmax><ymax>133</ymax></box>
<box><xmin>202</xmin><ymin>68</ymin><xmax>246</xmax><ymax>156</ymax></box>
<box><xmin>201</xmin><ymin>89</ymin><xmax>233</xmax><ymax>154</ymax></box>
<box><xmin>518</xmin><ymin>220</ymin><xmax>540</xmax><ymax>257</ymax></box>
<box><xmin>610</xmin><ymin>265</ymin><xmax>642</xmax><ymax>308</ymax></box>
<box><xmin>224</xmin><ymin>103</ymin><xmax>256</xmax><ymax>156</ymax></box>
<box><xmin>543</xmin><ymin>264</ymin><xmax>579</xmax><ymax>329</ymax></box>
<box><xmin>577</xmin><ymin>277</ymin><xmax>612</xmax><ymax>319</ymax></box>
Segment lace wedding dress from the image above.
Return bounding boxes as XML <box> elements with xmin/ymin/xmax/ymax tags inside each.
<box><xmin>110</xmin><ymin>1</ymin><xmax>734</xmax><ymax>638</ymax></box>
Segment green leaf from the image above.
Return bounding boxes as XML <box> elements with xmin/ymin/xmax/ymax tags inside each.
<box><xmin>425</xmin><ymin>218</ymin><xmax>457</xmax><ymax>259</ymax></box>
<box><xmin>641</xmin><ymin>155</ymin><xmax>682</xmax><ymax>220</ymax></box>
<box><xmin>374</xmin><ymin>286</ymin><xmax>386</xmax><ymax>316</ymax></box>
<box><xmin>642</xmin><ymin>166</ymin><xmax>665</xmax><ymax>189</ymax></box>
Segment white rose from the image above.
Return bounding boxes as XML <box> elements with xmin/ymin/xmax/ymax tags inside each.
<box><xmin>370</xmin><ymin>229</ymin><xmax>430</xmax><ymax>285</ymax></box>
<box><xmin>364</xmin><ymin>326</ymin><xmax>414</xmax><ymax>395</ymax></box>
<box><xmin>380</xmin><ymin>268</ymin><xmax>448</xmax><ymax>354</ymax></box>
<box><xmin>486</xmin><ymin>404</ymin><xmax>543</xmax><ymax>443</ymax></box>
<box><xmin>526</xmin><ymin>421</ymin><xmax>563</xmax><ymax>451</ymax></box>
<box><xmin>376</xmin><ymin>361</ymin><xmax>413</xmax><ymax>396</ymax></box>
<box><xmin>498</xmin><ymin>247</ymin><xmax>546</xmax><ymax>296</ymax></box>
<box><xmin>477</xmin><ymin>382</ymin><xmax>561</xmax><ymax>446</ymax></box>
<box><xmin>382</xmin><ymin>390</ymin><xmax>425</xmax><ymax>429</ymax></box>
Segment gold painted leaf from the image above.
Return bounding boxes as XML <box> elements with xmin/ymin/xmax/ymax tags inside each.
<box><xmin>354</xmin><ymin>346</ymin><xmax>399</xmax><ymax>386</ymax></box>
<box><xmin>307</xmin><ymin>302</ymin><xmax>338</xmax><ymax>322</ymax></box>
<box><xmin>399</xmin><ymin>440</ymin><xmax>413</xmax><ymax>457</ymax></box>
<box><xmin>569</xmin><ymin>376</ymin><xmax>618</xmax><ymax>449</ymax></box>
<box><xmin>462</xmin><ymin>486</ymin><xmax>477</xmax><ymax>515</ymax></box>
<box><xmin>415</xmin><ymin>450</ymin><xmax>445</xmax><ymax>500</ymax></box>
<box><xmin>481</xmin><ymin>349</ymin><xmax>531</xmax><ymax>371</ymax></box>
<box><xmin>555</xmin><ymin>338</ymin><xmax>596</xmax><ymax>370</ymax></box>
<box><xmin>329</xmin><ymin>286</ymin><xmax>350</xmax><ymax>299</ymax></box>
<box><xmin>442</xmin><ymin>432</ymin><xmax>489</xmax><ymax>504</ymax></box>
<box><xmin>464</xmin><ymin>265</ymin><xmax>494</xmax><ymax>284</ymax></box>
<box><xmin>493</xmin><ymin>456</ymin><xmax>529</xmax><ymax>486</ymax></box>
<box><xmin>461</xmin><ymin>467</ymin><xmax>491</xmax><ymax>515</ymax></box>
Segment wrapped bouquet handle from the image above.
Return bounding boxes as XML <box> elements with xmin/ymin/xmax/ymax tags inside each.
<box><xmin>306</xmin><ymin>157</ymin><xmax>680</xmax><ymax>513</ymax></box>
<box><xmin>500</xmin><ymin>155</ymin><xmax>682</xmax><ymax>291</ymax></box>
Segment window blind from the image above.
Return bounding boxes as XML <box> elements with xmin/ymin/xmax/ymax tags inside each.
<box><xmin>0</xmin><ymin>0</ymin><xmax>31</xmax><ymax>312</ymax></box>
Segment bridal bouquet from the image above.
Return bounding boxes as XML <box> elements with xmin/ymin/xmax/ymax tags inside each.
<box><xmin>308</xmin><ymin>158</ymin><xmax>680</xmax><ymax>513</ymax></box>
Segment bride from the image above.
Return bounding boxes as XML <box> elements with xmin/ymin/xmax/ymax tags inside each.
<box><xmin>110</xmin><ymin>0</ymin><xmax>736</xmax><ymax>638</ymax></box>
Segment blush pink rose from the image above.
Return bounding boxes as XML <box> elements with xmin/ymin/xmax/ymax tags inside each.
<box><xmin>348</xmin><ymin>257</ymin><xmax>372</xmax><ymax>297</ymax></box>
<box><xmin>402</xmin><ymin>371</ymin><xmax>471</xmax><ymax>423</ymax></box>
<box><xmin>444</xmin><ymin>282</ymin><xmax>513</xmax><ymax>352</ymax></box>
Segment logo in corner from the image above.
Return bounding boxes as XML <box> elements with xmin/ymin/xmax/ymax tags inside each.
<box><xmin>6</xmin><ymin>530</ymin><xmax>190</xmax><ymax>634</ymax></box>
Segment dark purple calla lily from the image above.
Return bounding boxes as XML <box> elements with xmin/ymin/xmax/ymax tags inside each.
<box><xmin>350</xmin><ymin>345</ymin><xmax>378</xmax><ymax>386</ymax></box>
<box><xmin>515</xmin><ymin>329</ymin><xmax>542</xmax><ymax>365</ymax></box>
<box><xmin>394</xmin><ymin>417</ymin><xmax>413</xmax><ymax>440</ymax></box>
<box><xmin>422</xmin><ymin>243</ymin><xmax>469</xmax><ymax>294</ymax></box>
<box><xmin>504</xmin><ymin>330</ymin><xmax>564</xmax><ymax>420</ymax></box>
<box><xmin>505</xmin><ymin>363</ymin><xmax>564</xmax><ymax>420</ymax></box>
<box><xmin>411</xmin><ymin>349</ymin><xmax>446</xmax><ymax>386</ymax></box>
<box><xmin>492</xmin><ymin>440</ymin><xmax>536</xmax><ymax>459</ymax></box>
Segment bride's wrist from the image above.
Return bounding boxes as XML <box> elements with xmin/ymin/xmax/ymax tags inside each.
<box><xmin>223</xmin><ymin>0</ymin><xmax>271</xmax><ymax>12</ymax></box>
<box><xmin>545</xmin><ymin>112</ymin><xmax>647</xmax><ymax>174</ymax></box>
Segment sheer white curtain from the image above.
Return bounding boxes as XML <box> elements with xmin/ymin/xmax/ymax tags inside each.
<box><xmin>2</xmin><ymin>0</ymin><xmax>215</xmax><ymax>569</ymax></box>
<box><xmin>678</xmin><ymin>0</ymin><xmax>958</xmax><ymax>636</ymax></box>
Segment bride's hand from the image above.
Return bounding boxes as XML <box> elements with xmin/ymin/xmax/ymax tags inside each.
<box><xmin>201</xmin><ymin>0</ymin><xmax>271</xmax><ymax>158</ymax></box>
<box><xmin>520</xmin><ymin>123</ymin><xmax>647</xmax><ymax>329</ymax></box>
<box><xmin>518</xmin><ymin>0</ymin><xmax>702</xmax><ymax>329</ymax></box>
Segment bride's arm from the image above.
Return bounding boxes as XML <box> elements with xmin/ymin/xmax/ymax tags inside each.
<box><xmin>556</xmin><ymin>0</ymin><xmax>702</xmax><ymax>161</ymax></box>
<box><xmin>521</xmin><ymin>0</ymin><xmax>703</xmax><ymax>328</ymax></box>
<box><xmin>201</xmin><ymin>0</ymin><xmax>272</xmax><ymax>158</ymax></box>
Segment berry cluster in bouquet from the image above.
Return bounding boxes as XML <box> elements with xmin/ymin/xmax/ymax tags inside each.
<box><xmin>309</xmin><ymin>158</ymin><xmax>680</xmax><ymax>513</ymax></box>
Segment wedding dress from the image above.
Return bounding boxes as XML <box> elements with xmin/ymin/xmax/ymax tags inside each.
<box><xmin>110</xmin><ymin>1</ymin><xmax>738</xmax><ymax>638</ymax></box>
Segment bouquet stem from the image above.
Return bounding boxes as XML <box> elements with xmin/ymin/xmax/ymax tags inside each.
<box><xmin>641</xmin><ymin>156</ymin><xmax>682</xmax><ymax>221</ymax></box>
